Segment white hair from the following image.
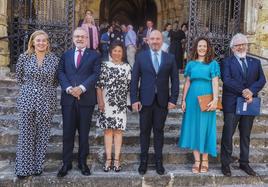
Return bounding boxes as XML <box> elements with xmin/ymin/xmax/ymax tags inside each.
<box><xmin>230</xmin><ymin>33</ymin><xmax>248</xmax><ymax>48</ymax></box>
<box><xmin>127</xmin><ymin>25</ymin><xmax>133</xmax><ymax>30</ymax></box>
<box><xmin>73</xmin><ymin>27</ymin><xmax>88</xmax><ymax>35</ymax></box>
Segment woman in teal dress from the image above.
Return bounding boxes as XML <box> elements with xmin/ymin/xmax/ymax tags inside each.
<box><xmin>178</xmin><ymin>37</ymin><xmax>220</xmax><ymax>173</ymax></box>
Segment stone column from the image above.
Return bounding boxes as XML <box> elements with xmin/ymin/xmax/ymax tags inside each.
<box><xmin>0</xmin><ymin>0</ymin><xmax>10</xmax><ymax>76</ymax></box>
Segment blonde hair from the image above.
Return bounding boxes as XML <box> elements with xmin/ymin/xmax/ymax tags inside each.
<box><xmin>26</xmin><ymin>30</ymin><xmax>50</xmax><ymax>55</ymax></box>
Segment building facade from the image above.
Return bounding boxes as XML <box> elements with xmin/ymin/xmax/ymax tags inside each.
<box><xmin>0</xmin><ymin>0</ymin><xmax>267</xmax><ymax>75</ymax></box>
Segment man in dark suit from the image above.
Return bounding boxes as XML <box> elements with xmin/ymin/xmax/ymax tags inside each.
<box><xmin>57</xmin><ymin>27</ymin><xmax>101</xmax><ymax>177</ymax></box>
<box><xmin>131</xmin><ymin>30</ymin><xmax>179</xmax><ymax>175</ymax></box>
<box><xmin>141</xmin><ymin>20</ymin><xmax>154</xmax><ymax>50</ymax></box>
<box><xmin>220</xmin><ymin>33</ymin><xmax>266</xmax><ymax>176</ymax></box>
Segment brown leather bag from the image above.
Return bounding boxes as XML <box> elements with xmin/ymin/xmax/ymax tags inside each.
<box><xmin>197</xmin><ymin>94</ymin><xmax>223</xmax><ymax>112</ymax></box>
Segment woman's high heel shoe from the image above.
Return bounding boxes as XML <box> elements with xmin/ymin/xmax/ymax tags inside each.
<box><xmin>192</xmin><ymin>160</ymin><xmax>200</xmax><ymax>174</ymax></box>
<box><xmin>113</xmin><ymin>159</ymin><xmax>122</xmax><ymax>172</ymax></box>
<box><xmin>103</xmin><ymin>159</ymin><xmax>112</xmax><ymax>172</ymax></box>
<box><xmin>200</xmin><ymin>160</ymin><xmax>209</xmax><ymax>173</ymax></box>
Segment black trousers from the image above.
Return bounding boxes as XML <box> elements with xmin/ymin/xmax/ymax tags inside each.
<box><xmin>220</xmin><ymin>112</ymin><xmax>255</xmax><ymax>166</ymax></box>
<box><xmin>139</xmin><ymin>98</ymin><xmax>168</xmax><ymax>162</ymax></box>
<box><xmin>62</xmin><ymin>101</ymin><xmax>94</xmax><ymax>165</ymax></box>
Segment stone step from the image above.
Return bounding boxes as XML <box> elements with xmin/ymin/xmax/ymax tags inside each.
<box><xmin>0</xmin><ymin>161</ymin><xmax>267</xmax><ymax>187</ymax></box>
<box><xmin>0</xmin><ymin>114</ymin><xmax>267</xmax><ymax>134</ymax></box>
<box><xmin>0</xmin><ymin>144</ymin><xmax>267</xmax><ymax>164</ymax></box>
<box><xmin>0</xmin><ymin>127</ymin><xmax>267</xmax><ymax>149</ymax></box>
<box><xmin>0</xmin><ymin>79</ymin><xmax>17</xmax><ymax>87</ymax></box>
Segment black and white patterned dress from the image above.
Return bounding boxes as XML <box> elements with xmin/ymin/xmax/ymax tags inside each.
<box><xmin>15</xmin><ymin>52</ymin><xmax>59</xmax><ymax>176</ymax></box>
<box><xmin>96</xmin><ymin>61</ymin><xmax>131</xmax><ymax>130</ymax></box>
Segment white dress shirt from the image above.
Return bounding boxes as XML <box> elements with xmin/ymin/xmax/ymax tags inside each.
<box><xmin>150</xmin><ymin>49</ymin><xmax>162</xmax><ymax>67</ymax></box>
<box><xmin>66</xmin><ymin>47</ymin><xmax>87</xmax><ymax>94</ymax></box>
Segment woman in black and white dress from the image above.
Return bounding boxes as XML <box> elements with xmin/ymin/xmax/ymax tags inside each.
<box><xmin>96</xmin><ymin>41</ymin><xmax>131</xmax><ymax>172</ymax></box>
<box><xmin>15</xmin><ymin>30</ymin><xmax>59</xmax><ymax>179</ymax></box>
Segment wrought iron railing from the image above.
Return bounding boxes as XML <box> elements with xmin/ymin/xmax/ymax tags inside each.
<box><xmin>187</xmin><ymin>0</ymin><xmax>242</xmax><ymax>62</ymax></box>
<box><xmin>8</xmin><ymin>0</ymin><xmax>75</xmax><ymax>72</ymax></box>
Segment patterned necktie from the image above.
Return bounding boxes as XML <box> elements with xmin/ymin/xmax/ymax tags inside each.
<box><xmin>240</xmin><ymin>57</ymin><xmax>247</xmax><ymax>78</ymax></box>
<box><xmin>153</xmin><ymin>52</ymin><xmax>159</xmax><ymax>73</ymax></box>
<box><xmin>76</xmin><ymin>49</ymin><xmax>82</xmax><ymax>68</ymax></box>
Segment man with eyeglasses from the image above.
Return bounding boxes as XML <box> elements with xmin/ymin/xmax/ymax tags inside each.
<box><xmin>220</xmin><ymin>33</ymin><xmax>266</xmax><ymax>177</ymax></box>
<box><xmin>57</xmin><ymin>27</ymin><xmax>101</xmax><ymax>177</ymax></box>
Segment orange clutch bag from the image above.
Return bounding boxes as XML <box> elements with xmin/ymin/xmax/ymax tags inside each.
<box><xmin>197</xmin><ymin>94</ymin><xmax>222</xmax><ymax>112</ymax></box>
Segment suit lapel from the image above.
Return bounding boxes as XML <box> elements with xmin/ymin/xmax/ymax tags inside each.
<box><xmin>246</xmin><ymin>56</ymin><xmax>253</xmax><ymax>80</ymax></box>
<box><xmin>70</xmin><ymin>49</ymin><xmax>76</xmax><ymax>69</ymax></box>
<box><xmin>147</xmin><ymin>50</ymin><xmax>156</xmax><ymax>74</ymax></box>
<box><xmin>158</xmin><ymin>51</ymin><xmax>166</xmax><ymax>73</ymax></box>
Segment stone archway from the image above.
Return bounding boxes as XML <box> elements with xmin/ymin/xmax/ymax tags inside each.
<box><xmin>99</xmin><ymin>0</ymin><xmax>157</xmax><ymax>29</ymax></box>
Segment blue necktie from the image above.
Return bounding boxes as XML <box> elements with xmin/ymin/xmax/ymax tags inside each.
<box><xmin>240</xmin><ymin>58</ymin><xmax>247</xmax><ymax>78</ymax></box>
<box><xmin>153</xmin><ymin>52</ymin><xmax>159</xmax><ymax>73</ymax></box>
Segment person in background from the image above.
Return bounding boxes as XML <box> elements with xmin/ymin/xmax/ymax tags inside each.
<box><xmin>161</xmin><ymin>23</ymin><xmax>172</xmax><ymax>52</ymax></box>
<box><xmin>169</xmin><ymin>21</ymin><xmax>186</xmax><ymax>71</ymax></box>
<box><xmin>142</xmin><ymin>20</ymin><xmax>154</xmax><ymax>50</ymax></box>
<box><xmin>181</xmin><ymin>23</ymin><xmax>189</xmax><ymax>68</ymax></box>
<box><xmin>78</xmin><ymin>10</ymin><xmax>94</xmax><ymax>27</ymax></box>
<box><xmin>137</xmin><ymin>26</ymin><xmax>144</xmax><ymax>51</ymax></box>
<box><xmin>80</xmin><ymin>13</ymin><xmax>99</xmax><ymax>50</ymax></box>
<box><xmin>179</xmin><ymin>37</ymin><xmax>220</xmax><ymax>174</ymax></box>
<box><xmin>100</xmin><ymin>25</ymin><xmax>113</xmax><ymax>60</ymax></box>
<box><xmin>110</xmin><ymin>23</ymin><xmax>124</xmax><ymax>44</ymax></box>
<box><xmin>125</xmin><ymin>24</ymin><xmax>137</xmax><ymax>67</ymax></box>
<box><xmin>96</xmin><ymin>42</ymin><xmax>131</xmax><ymax>172</ymax></box>
<box><xmin>15</xmin><ymin>30</ymin><xmax>59</xmax><ymax>179</ymax></box>
<box><xmin>220</xmin><ymin>33</ymin><xmax>266</xmax><ymax>177</ymax></box>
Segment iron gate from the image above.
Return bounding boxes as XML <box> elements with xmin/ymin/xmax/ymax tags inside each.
<box><xmin>9</xmin><ymin>0</ymin><xmax>75</xmax><ymax>71</ymax></box>
<box><xmin>187</xmin><ymin>0</ymin><xmax>242</xmax><ymax>61</ymax></box>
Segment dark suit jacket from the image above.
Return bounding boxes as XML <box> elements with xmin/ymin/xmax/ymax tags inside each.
<box><xmin>130</xmin><ymin>50</ymin><xmax>179</xmax><ymax>107</ymax></box>
<box><xmin>221</xmin><ymin>55</ymin><xmax>266</xmax><ymax>113</ymax></box>
<box><xmin>141</xmin><ymin>28</ymin><xmax>154</xmax><ymax>49</ymax></box>
<box><xmin>58</xmin><ymin>48</ymin><xmax>101</xmax><ymax>106</ymax></box>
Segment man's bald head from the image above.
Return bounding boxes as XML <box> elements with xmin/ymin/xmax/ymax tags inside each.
<box><xmin>148</xmin><ymin>30</ymin><xmax>163</xmax><ymax>51</ymax></box>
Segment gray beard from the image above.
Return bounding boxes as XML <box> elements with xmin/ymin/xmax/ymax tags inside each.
<box><xmin>235</xmin><ymin>52</ymin><xmax>247</xmax><ymax>58</ymax></box>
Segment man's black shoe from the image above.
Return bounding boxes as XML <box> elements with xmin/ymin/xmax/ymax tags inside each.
<box><xmin>221</xmin><ymin>165</ymin><xmax>231</xmax><ymax>177</ymax></box>
<box><xmin>33</xmin><ymin>171</ymin><xmax>42</xmax><ymax>176</ymax></box>
<box><xmin>138</xmin><ymin>162</ymin><xmax>147</xmax><ymax>175</ymax></box>
<box><xmin>57</xmin><ymin>164</ymin><xmax>72</xmax><ymax>178</ymax></box>
<box><xmin>78</xmin><ymin>164</ymin><xmax>91</xmax><ymax>176</ymax></box>
<box><xmin>155</xmin><ymin>161</ymin><xmax>165</xmax><ymax>175</ymax></box>
<box><xmin>239</xmin><ymin>164</ymin><xmax>257</xmax><ymax>176</ymax></box>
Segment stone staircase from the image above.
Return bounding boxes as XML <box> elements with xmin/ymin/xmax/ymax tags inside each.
<box><xmin>0</xmin><ymin>77</ymin><xmax>267</xmax><ymax>187</ymax></box>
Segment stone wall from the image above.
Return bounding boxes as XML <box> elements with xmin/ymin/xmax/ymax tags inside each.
<box><xmin>0</xmin><ymin>0</ymin><xmax>9</xmax><ymax>76</ymax></box>
<box><xmin>245</xmin><ymin>0</ymin><xmax>268</xmax><ymax>58</ymax></box>
<box><xmin>0</xmin><ymin>0</ymin><xmax>267</xmax><ymax>72</ymax></box>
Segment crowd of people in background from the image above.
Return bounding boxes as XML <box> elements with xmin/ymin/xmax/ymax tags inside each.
<box><xmin>14</xmin><ymin>9</ymin><xmax>266</xmax><ymax>181</ymax></box>
<box><xmin>77</xmin><ymin>10</ymin><xmax>189</xmax><ymax>71</ymax></box>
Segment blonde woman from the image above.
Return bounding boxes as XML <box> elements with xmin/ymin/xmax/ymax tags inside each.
<box><xmin>15</xmin><ymin>30</ymin><xmax>59</xmax><ymax>179</ymax></box>
<box><xmin>80</xmin><ymin>12</ymin><xmax>99</xmax><ymax>50</ymax></box>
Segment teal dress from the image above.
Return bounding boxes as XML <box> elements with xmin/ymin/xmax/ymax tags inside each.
<box><xmin>178</xmin><ymin>60</ymin><xmax>220</xmax><ymax>157</ymax></box>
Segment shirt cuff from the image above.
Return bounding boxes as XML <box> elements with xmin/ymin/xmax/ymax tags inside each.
<box><xmin>66</xmin><ymin>86</ymin><xmax>72</xmax><ymax>94</ymax></box>
<box><xmin>79</xmin><ymin>85</ymin><xmax>86</xmax><ymax>93</ymax></box>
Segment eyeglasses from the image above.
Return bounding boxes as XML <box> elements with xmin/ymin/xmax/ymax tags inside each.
<box><xmin>73</xmin><ymin>35</ymin><xmax>88</xmax><ymax>39</ymax></box>
<box><xmin>234</xmin><ymin>43</ymin><xmax>247</xmax><ymax>47</ymax></box>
